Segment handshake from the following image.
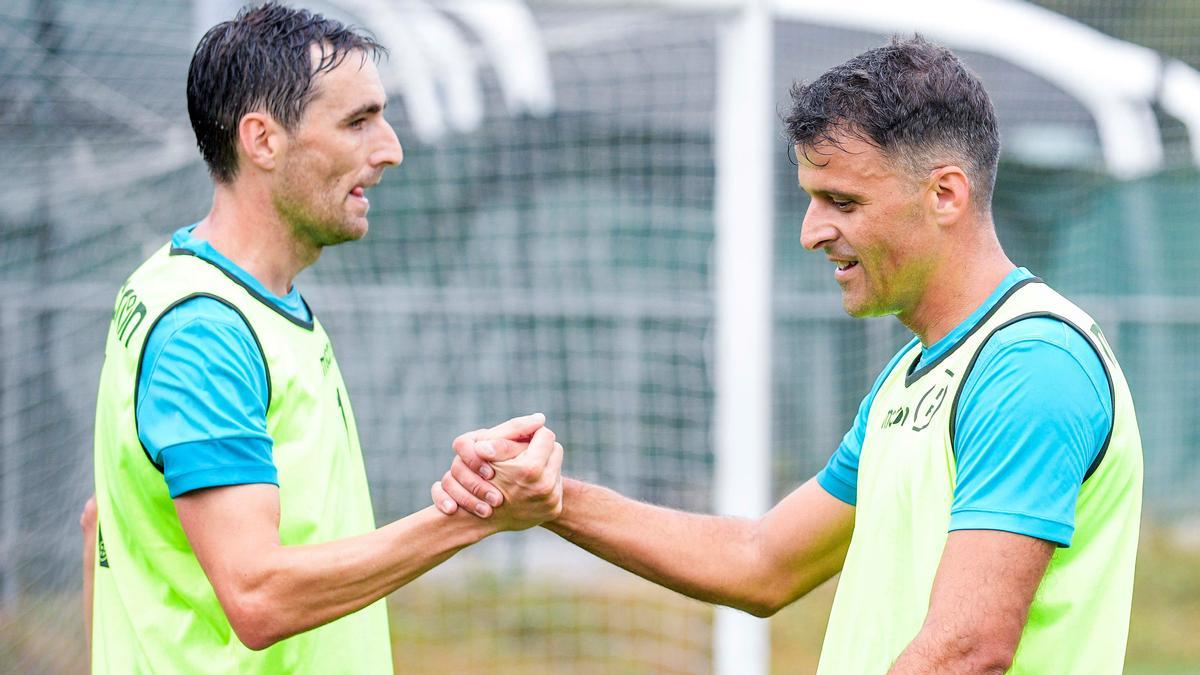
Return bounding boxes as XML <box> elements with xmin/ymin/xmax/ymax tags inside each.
<box><xmin>431</xmin><ymin>412</ymin><xmax>565</xmax><ymax>532</ymax></box>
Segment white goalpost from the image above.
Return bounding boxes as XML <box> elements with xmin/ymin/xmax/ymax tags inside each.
<box><xmin>713</xmin><ymin>1</ymin><xmax>774</xmax><ymax>673</ymax></box>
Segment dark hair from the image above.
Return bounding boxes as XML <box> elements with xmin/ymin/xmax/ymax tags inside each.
<box><xmin>784</xmin><ymin>35</ymin><xmax>1000</xmax><ymax>211</ymax></box>
<box><xmin>186</xmin><ymin>3</ymin><xmax>385</xmax><ymax>183</ymax></box>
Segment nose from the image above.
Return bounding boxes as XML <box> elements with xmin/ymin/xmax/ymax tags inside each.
<box><xmin>799</xmin><ymin>199</ymin><xmax>838</xmax><ymax>252</ymax></box>
<box><xmin>371</xmin><ymin>118</ymin><xmax>403</xmax><ymax>168</ymax></box>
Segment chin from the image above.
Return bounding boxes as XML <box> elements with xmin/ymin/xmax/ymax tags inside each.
<box><xmin>842</xmin><ymin>302</ymin><xmax>873</xmax><ymax>318</ymax></box>
<box><xmin>841</xmin><ymin>294</ymin><xmax>892</xmax><ymax>319</ymax></box>
<box><xmin>327</xmin><ymin>217</ymin><xmax>369</xmax><ymax>245</ymax></box>
<box><xmin>346</xmin><ymin>218</ymin><xmax>369</xmax><ymax>241</ymax></box>
<box><xmin>839</xmin><ymin>289</ymin><xmax>864</xmax><ymax>317</ymax></box>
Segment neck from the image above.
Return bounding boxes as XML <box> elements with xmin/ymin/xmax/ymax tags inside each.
<box><xmin>191</xmin><ymin>181</ymin><xmax>320</xmax><ymax>296</ymax></box>
<box><xmin>899</xmin><ymin>227</ymin><xmax>1015</xmax><ymax>347</ymax></box>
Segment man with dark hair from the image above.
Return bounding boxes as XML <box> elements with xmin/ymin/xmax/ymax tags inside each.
<box><xmin>439</xmin><ymin>36</ymin><xmax>1143</xmax><ymax>673</ymax></box>
<box><xmin>87</xmin><ymin>4</ymin><xmax>563</xmax><ymax>672</ymax></box>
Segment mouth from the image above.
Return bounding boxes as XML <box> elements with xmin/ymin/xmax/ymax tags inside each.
<box><xmin>830</xmin><ymin>257</ymin><xmax>860</xmax><ymax>281</ymax></box>
<box><xmin>348</xmin><ymin>185</ymin><xmax>370</xmax><ymax>210</ymax></box>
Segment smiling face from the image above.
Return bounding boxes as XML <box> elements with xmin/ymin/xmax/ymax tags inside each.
<box><xmin>271</xmin><ymin>50</ymin><xmax>403</xmax><ymax>248</ymax></box>
<box><xmin>796</xmin><ymin>135</ymin><xmax>941</xmax><ymax>319</ymax></box>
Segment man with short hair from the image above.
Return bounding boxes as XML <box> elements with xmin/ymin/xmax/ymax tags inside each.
<box><xmin>439</xmin><ymin>36</ymin><xmax>1143</xmax><ymax>673</ymax></box>
<box><xmin>88</xmin><ymin>4</ymin><xmax>563</xmax><ymax>673</ymax></box>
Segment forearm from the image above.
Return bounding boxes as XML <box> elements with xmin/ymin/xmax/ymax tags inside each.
<box><xmin>543</xmin><ymin>478</ymin><xmax>776</xmax><ymax>615</ymax></box>
<box><xmin>440</xmin><ymin>431</ymin><xmax>849</xmax><ymax>615</ymax></box>
<box><xmin>889</xmin><ymin>627</ymin><xmax>1011</xmax><ymax>675</ymax></box>
<box><xmin>229</xmin><ymin>506</ymin><xmax>493</xmax><ymax>648</ymax></box>
<box><xmin>888</xmin><ymin>531</ymin><xmax>1053</xmax><ymax>674</ymax></box>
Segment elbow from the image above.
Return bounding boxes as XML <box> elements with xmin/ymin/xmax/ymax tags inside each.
<box><xmin>727</xmin><ymin>525</ymin><xmax>804</xmax><ymax>618</ymax></box>
<box><xmin>739</xmin><ymin>598</ymin><xmax>784</xmax><ymax>619</ymax></box>
<box><xmin>731</xmin><ymin>583</ymin><xmax>792</xmax><ymax>618</ymax></box>
<box><xmin>80</xmin><ymin>496</ymin><xmax>98</xmax><ymax>533</ymax></box>
<box><xmin>234</xmin><ymin>628</ymin><xmax>279</xmax><ymax>652</ymax></box>
<box><xmin>225</xmin><ymin>592</ymin><xmax>287</xmax><ymax>651</ymax></box>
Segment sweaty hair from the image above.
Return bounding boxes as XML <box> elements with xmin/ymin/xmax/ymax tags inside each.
<box><xmin>783</xmin><ymin>35</ymin><xmax>1000</xmax><ymax>212</ymax></box>
<box><xmin>186</xmin><ymin>2</ymin><xmax>385</xmax><ymax>183</ymax></box>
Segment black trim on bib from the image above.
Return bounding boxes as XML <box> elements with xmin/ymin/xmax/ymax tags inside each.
<box><xmin>904</xmin><ymin>277</ymin><xmax>1043</xmax><ymax>388</ymax></box>
<box><xmin>169</xmin><ymin>246</ymin><xmax>315</xmax><ymax>331</ymax></box>
<box><xmin>948</xmin><ymin>311</ymin><xmax>1116</xmax><ymax>484</ymax></box>
<box><xmin>133</xmin><ymin>293</ymin><xmax>273</xmax><ymax>473</ymax></box>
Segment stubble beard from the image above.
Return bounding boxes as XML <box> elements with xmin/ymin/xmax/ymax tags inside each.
<box><xmin>274</xmin><ymin>169</ymin><xmax>365</xmax><ymax>250</ymax></box>
<box><xmin>841</xmin><ymin>277</ymin><xmax>899</xmax><ymax>319</ymax></box>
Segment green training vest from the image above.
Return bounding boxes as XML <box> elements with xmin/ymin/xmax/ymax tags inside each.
<box><xmin>817</xmin><ymin>278</ymin><xmax>1143</xmax><ymax>674</ymax></box>
<box><xmin>92</xmin><ymin>243</ymin><xmax>392</xmax><ymax>674</ymax></box>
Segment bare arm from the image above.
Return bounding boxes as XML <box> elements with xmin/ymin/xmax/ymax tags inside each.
<box><xmin>175</xmin><ymin>487</ymin><xmax>490</xmax><ymax>650</ymax></box>
<box><xmin>80</xmin><ymin>495</ymin><xmax>97</xmax><ymax>660</ymax></box>
<box><xmin>888</xmin><ymin>530</ymin><xmax>1054</xmax><ymax>674</ymax></box>
<box><xmin>176</xmin><ymin>422</ymin><xmax>561</xmax><ymax>651</ymax></box>
<box><xmin>547</xmin><ymin>477</ymin><xmax>853</xmax><ymax>616</ymax></box>
<box><xmin>435</xmin><ymin>438</ymin><xmax>854</xmax><ymax>617</ymax></box>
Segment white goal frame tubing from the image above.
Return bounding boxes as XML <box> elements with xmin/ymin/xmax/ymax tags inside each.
<box><xmin>713</xmin><ymin>2</ymin><xmax>773</xmax><ymax>673</ymax></box>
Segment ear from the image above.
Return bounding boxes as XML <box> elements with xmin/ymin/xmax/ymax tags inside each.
<box><xmin>236</xmin><ymin>112</ymin><xmax>287</xmax><ymax>174</ymax></box>
<box><xmin>926</xmin><ymin>165</ymin><xmax>971</xmax><ymax>226</ymax></box>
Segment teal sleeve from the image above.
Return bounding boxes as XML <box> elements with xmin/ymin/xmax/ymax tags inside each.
<box><xmin>949</xmin><ymin>318</ymin><xmax>1112</xmax><ymax>547</ymax></box>
<box><xmin>817</xmin><ymin>394</ymin><xmax>868</xmax><ymax>506</ymax></box>
<box><xmin>817</xmin><ymin>338</ymin><xmax>919</xmax><ymax>506</ymax></box>
<box><xmin>136</xmin><ymin>297</ymin><xmax>277</xmax><ymax>498</ymax></box>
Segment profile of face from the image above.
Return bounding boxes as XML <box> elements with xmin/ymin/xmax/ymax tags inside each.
<box><xmin>796</xmin><ymin>136</ymin><xmax>944</xmax><ymax>319</ymax></box>
<box><xmin>271</xmin><ymin>50</ymin><xmax>403</xmax><ymax>247</ymax></box>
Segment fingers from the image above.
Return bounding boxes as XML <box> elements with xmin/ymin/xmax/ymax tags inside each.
<box><xmin>440</xmin><ymin>462</ymin><xmax>495</xmax><ymax>518</ymax></box>
<box><xmin>485</xmin><ymin>412</ymin><xmax>546</xmax><ymax>442</ymax></box>
<box><xmin>543</xmin><ymin>442</ymin><xmax>565</xmax><ymax>520</ymax></box>
<box><xmin>547</xmin><ymin>441</ymin><xmax>564</xmax><ymax>479</ymax></box>
<box><xmin>451</xmin><ymin>456</ymin><xmax>504</xmax><ymax>509</ymax></box>
<box><xmin>440</xmin><ymin>469</ymin><xmax>487</xmax><ymax>517</ymax></box>
<box><xmin>452</xmin><ymin>428</ymin><xmax>490</xmax><ymax>476</ymax></box>
<box><xmin>517</xmin><ymin>426</ymin><xmax>557</xmax><ymax>467</ymax></box>
<box><xmin>431</xmin><ymin>480</ymin><xmax>457</xmax><ymax>515</ymax></box>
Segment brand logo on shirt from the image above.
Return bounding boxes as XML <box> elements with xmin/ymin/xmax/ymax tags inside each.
<box><xmin>112</xmin><ymin>285</ymin><xmax>147</xmax><ymax>348</ymax></box>
<box><xmin>97</xmin><ymin>521</ymin><xmax>109</xmax><ymax>568</ymax></box>
<box><xmin>881</xmin><ymin>406</ymin><xmax>909</xmax><ymax>429</ymax></box>
<box><xmin>321</xmin><ymin>343</ymin><xmax>333</xmax><ymax>376</ymax></box>
<box><xmin>911</xmin><ymin>383</ymin><xmax>949</xmax><ymax>432</ymax></box>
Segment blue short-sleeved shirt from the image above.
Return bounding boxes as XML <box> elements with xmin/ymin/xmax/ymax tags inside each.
<box><xmin>137</xmin><ymin>224</ymin><xmax>311</xmax><ymax>498</ymax></box>
<box><xmin>816</xmin><ymin>268</ymin><xmax>1112</xmax><ymax>547</ymax></box>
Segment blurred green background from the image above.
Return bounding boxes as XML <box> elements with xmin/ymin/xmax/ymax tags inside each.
<box><xmin>1</xmin><ymin>0</ymin><xmax>1197</xmax><ymax>672</ymax></box>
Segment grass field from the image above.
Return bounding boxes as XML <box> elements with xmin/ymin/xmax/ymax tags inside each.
<box><xmin>3</xmin><ymin>525</ymin><xmax>1197</xmax><ymax>673</ymax></box>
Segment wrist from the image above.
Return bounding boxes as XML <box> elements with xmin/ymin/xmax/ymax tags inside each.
<box><xmin>418</xmin><ymin>505</ymin><xmax>502</xmax><ymax>546</ymax></box>
<box><xmin>543</xmin><ymin>477</ymin><xmax>588</xmax><ymax>537</ymax></box>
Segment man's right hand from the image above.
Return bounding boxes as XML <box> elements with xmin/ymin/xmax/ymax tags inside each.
<box><xmin>433</xmin><ymin>424</ymin><xmax>562</xmax><ymax>530</ymax></box>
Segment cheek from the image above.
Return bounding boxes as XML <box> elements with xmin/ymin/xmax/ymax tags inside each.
<box><xmin>288</xmin><ymin>140</ymin><xmax>348</xmax><ymax>183</ymax></box>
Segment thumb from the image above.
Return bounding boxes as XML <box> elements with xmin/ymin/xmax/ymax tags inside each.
<box><xmin>485</xmin><ymin>412</ymin><xmax>546</xmax><ymax>442</ymax></box>
<box><xmin>473</xmin><ymin>438</ymin><xmax>526</xmax><ymax>463</ymax></box>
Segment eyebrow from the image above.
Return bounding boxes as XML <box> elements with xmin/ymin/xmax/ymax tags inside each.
<box><xmin>341</xmin><ymin>100</ymin><xmax>387</xmax><ymax>123</ymax></box>
<box><xmin>802</xmin><ymin>185</ymin><xmax>864</xmax><ymax>201</ymax></box>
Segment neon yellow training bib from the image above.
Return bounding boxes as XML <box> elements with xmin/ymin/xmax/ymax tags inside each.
<box><xmin>92</xmin><ymin>243</ymin><xmax>392</xmax><ymax>674</ymax></box>
<box><xmin>818</xmin><ymin>279</ymin><xmax>1143</xmax><ymax>674</ymax></box>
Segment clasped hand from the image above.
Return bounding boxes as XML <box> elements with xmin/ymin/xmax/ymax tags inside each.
<box><xmin>432</xmin><ymin>413</ymin><xmax>563</xmax><ymax>531</ymax></box>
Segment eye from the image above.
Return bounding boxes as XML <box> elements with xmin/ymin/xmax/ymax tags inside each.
<box><xmin>348</xmin><ymin>117</ymin><xmax>366</xmax><ymax>130</ymax></box>
<box><xmin>830</xmin><ymin>197</ymin><xmax>855</xmax><ymax>211</ymax></box>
